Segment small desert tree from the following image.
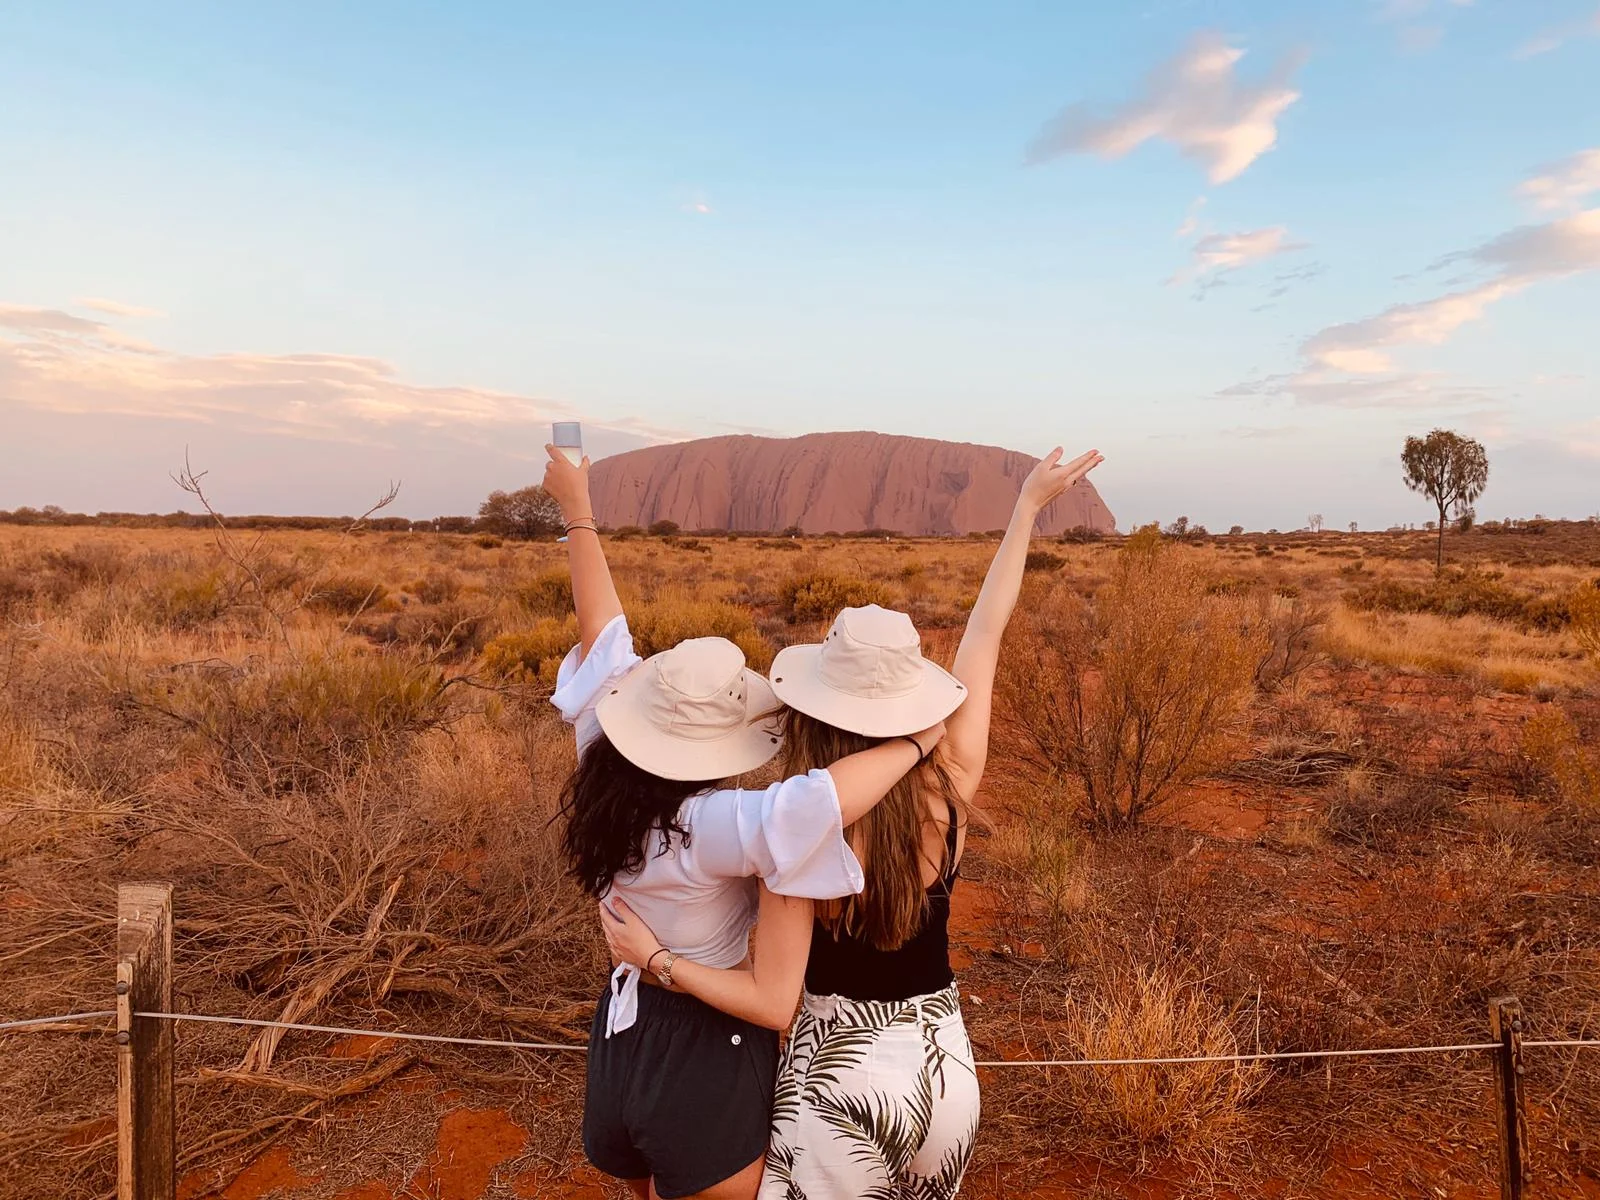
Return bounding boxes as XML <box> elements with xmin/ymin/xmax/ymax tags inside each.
<box><xmin>995</xmin><ymin>535</ymin><xmax>1267</xmax><ymax>829</ymax></box>
<box><xmin>478</xmin><ymin>486</ymin><xmax>562</xmax><ymax>540</ymax></box>
<box><xmin>1401</xmin><ymin>429</ymin><xmax>1488</xmax><ymax>570</ymax></box>
<box><xmin>1307</xmin><ymin>514</ymin><xmax>1324</xmax><ymax>533</ymax></box>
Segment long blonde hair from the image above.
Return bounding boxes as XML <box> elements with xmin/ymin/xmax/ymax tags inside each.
<box><xmin>780</xmin><ymin>707</ymin><xmax>968</xmax><ymax>951</ymax></box>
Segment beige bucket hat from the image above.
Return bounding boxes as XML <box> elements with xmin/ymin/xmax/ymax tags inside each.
<box><xmin>596</xmin><ymin>637</ymin><xmax>782</xmax><ymax>782</ymax></box>
<box><xmin>769</xmin><ymin>605</ymin><xmax>967</xmax><ymax>738</ymax></box>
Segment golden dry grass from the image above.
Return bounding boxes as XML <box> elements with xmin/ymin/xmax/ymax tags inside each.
<box><xmin>1</xmin><ymin>520</ymin><xmax>1597</xmax><ymax>1196</ymax></box>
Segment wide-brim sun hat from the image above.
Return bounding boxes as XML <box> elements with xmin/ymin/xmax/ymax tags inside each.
<box><xmin>596</xmin><ymin>636</ymin><xmax>782</xmax><ymax>782</ymax></box>
<box><xmin>769</xmin><ymin>604</ymin><xmax>967</xmax><ymax>738</ymax></box>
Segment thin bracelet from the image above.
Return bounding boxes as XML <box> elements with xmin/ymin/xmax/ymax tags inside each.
<box><xmin>563</xmin><ymin>519</ymin><xmax>599</xmax><ymax>534</ymax></box>
<box><xmin>897</xmin><ymin>734</ymin><xmax>927</xmax><ymax>761</ymax></box>
<box><xmin>645</xmin><ymin>947</ymin><xmax>669</xmax><ymax>974</ymax></box>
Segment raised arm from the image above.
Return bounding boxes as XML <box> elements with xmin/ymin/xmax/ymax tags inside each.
<box><xmin>602</xmin><ymin>886</ymin><xmax>812</xmax><ymax>1031</ymax></box>
<box><xmin>826</xmin><ymin>719</ymin><xmax>947</xmax><ymax>825</ymax></box>
<box><xmin>541</xmin><ymin>445</ymin><xmax>623</xmax><ymax>658</ymax></box>
<box><xmin>942</xmin><ymin>448</ymin><xmax>1103</xmax><ymax>801</ymax></box>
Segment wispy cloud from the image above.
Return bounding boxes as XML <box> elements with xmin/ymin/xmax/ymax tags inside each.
<box><xmin>1226</xmin><ymin>157</ymin><xmax>1600</xmax><ymax>407</ymax></box>
<box><xmin>1518</xmin><ymin>148</ymin><xmax>1600</xmax><ymax>213</ymax></box>
<box><xmin>1168</xmin><ymin>226</ymin><xmax>1305</xmax><ymax>287</ymax></box>
<box><xmin>1300</xmin><ymin>278</ymin><xmax>1524</xmax><ymax>375</ymax></box>
<box><xmin>1375</xmin><ymin>0</ymin><xmax>1473</xmax><ymax>52</ymax></box>
<box><xmin>1027</xmin><ymin>32</ymin><xmax>1304</xmax><ymax>185</ymax></box>
<box><xmin>1514</xmin><ymin>6</ymin><xmax>1600</xmax><ymax>58</ymax></box>
<box><xmin>0</xmin><ymin>304</ymin><xmax>680</xmax><ymax>455</ymax></box>
<box><xmin>75</xmin><ymin>297</ymin><xmax>167</xmax><ymax>319</ymax></box>
<box><xmin>1173</xmin><ymin>195</ymin><xmax>1207</xmax><ymax>238</ymax></box>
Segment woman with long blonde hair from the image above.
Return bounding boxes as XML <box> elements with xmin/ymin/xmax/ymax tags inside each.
<box><xmin>604</xmin><ymin>446</ymin><xmax>1104</xmax><ymax>1198</ymax></box>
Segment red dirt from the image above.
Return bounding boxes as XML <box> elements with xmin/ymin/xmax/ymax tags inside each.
<box><xmin>176</xmin><ymin>663</ymin><xmax>1600</xmax><ymax>1199</ymax></box>
<box><xmin>180</xmin><ymin>1146</ymin><xmax>315</xmax><ymax>1200</ymax></box>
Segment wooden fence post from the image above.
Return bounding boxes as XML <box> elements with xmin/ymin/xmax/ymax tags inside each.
<box><xmin>117</xmin><ymin>883</ymin><xmax>175</xmax><ymax>1200</ymax></box>
<box><xmin>1489</xmin><ymin>995</ymin><xmax>1529</xmax><ymax>1200</ymax></box>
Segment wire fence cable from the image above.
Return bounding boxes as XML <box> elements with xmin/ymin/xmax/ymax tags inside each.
<box><xmin>0</xmin><ymin>1010</ymin><xmax>116</xmax><ymax>1032</ymax></box>
<box><xmin>4</xmin><ymin>1009</ymin><xmax>1597</xmax><ymax>1066</ymax></box>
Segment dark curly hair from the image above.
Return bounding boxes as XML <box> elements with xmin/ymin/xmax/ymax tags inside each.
<box><xmin>558</xmin><ymin>732</ymin><xmax>722</xmax><ymax>897</ymax></box>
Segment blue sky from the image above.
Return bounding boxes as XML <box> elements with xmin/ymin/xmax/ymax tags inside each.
<box><xmin>2</xmin><ymin>0</ymin><xmax>1597</xmax><ymax>529</ymax></box>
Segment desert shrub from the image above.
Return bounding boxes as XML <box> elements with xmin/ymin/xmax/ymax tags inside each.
<box><xmin>474</xmin><ymin>533</ymin><xmax>503</xmax><ymax>549</ymax></box>
<box><xmin>1023</xmin><ymin>549</ymin><xmax>1065</xmax><ymax>573</ymax></box>
<box><xmin>516</xmin><ymin>569</ymin><xmax>573</xmax><ymax>618</ymax></box>
<box><xmin>1521</xmin><ymin>709</ymin><xmax>1600</xmax><ymax>809</ymax></box>
<box><xmin>987</xmin><ymin>788</ymin><xmax>1086</xmax><ymax>949</ymax></box>
<box><xmin>1349</xmin><ymin>568</ymin><xmax>1571</xmax><ymax>631</ymax></box>
<box><xmin>756</xmin><ymin>539</ymin><xmax>804</xmax><ymax>552</ymax></box>
<box><xmin>409</xmin><ymin>569</ymin><xmax>462</xmax><ymax>604</ymax></box>
<box><xmin>777</xmin><ymin>571</ymin><xmax>893</xmax><ymax>624</ymax></box>
<box><xmin>1059</xmin><ymin>965</ymin><xmax>1262</xmax><ymax>1155</ymax></box>
<box><xmin>306</xmin><ymin>574</ymin><xmax>389</xmax><ymax>615</ymax></box>
<box><xmin>0</xmin><ymin>566</ymin><xmax>31</xmax><ymax>615</ymax></box>
<box><xmin>137</xmin><ymin>566</ymin><xmax>230</xmax><ymax>630</ymax></box>
<box><xmin>364</xmin><ymin>600</ymin><xmax>495</xmax><ymax>657</ymax></box>
<box><xmin>1324</xmin><ymin>765</ymin><xmax>1461</xmax><ymax>846</ymax></box>
<box><xmin>995</xmin><ymin>540</ymin><xmax>1266</xmax><ymax>828</ymax></box>
<box><xmin>0</xmin><ymin>707</ymin><xmax>123</xmax><ymax>858</ymax></box>
<box><xmin>42</xmin><ymin>542</ymin><xmax>129</xmax><ymax>586</ymax></box>
<box><xmin>149</xmin><ymin>646</ymin><xmax>452</xmax><ymax>791</ymax></box>
<box><xmin>1246</xmin><ymin>592</ymin><xmax>1328</xmax><ymax>691</ymax></box>
<box><xmin>1058</xmin><ymin>526</ymin><xmax>1103</xmax><ymax>544</ymax></box>
<box><xmin>0</xmin><ymin>545</ymin><xmax>129</xmax><ymax>612</ymax></box>
<box><xmin>481</xmin><ymin>616</ymin><xmax>579</xmax><ymax>684</ymax></box>
<box><xmin>630</xmin><ymin>596</ymin><xmax>773</xmax><ymax>670</ymax></box>
<box><xmin>1571</xmin><ymin>580</ymin><xmax>1600</xmax><ymax>661</ymax></box>
<box><xmin>611</xmin><ymin>525</ymin><xmax>644</xmax><ymax>541</ymax></box>
<box><xmin>648</xmin><ymin>520</ymin><xmax>681</xmax><ymax>537</ymax></box>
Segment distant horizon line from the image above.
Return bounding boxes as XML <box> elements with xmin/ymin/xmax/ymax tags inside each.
<box><xmin>4</xmin><ymin>503</ymin><xmax>1596</xmax><ymax>541</ymax></box>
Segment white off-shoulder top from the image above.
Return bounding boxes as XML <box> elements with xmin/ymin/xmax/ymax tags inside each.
<box><xmin>551</xmin><ymin>615</ymin><xmax>864</xmax><ymax>1035</ymax></box>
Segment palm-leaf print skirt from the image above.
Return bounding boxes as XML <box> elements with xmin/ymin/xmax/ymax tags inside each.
<box><xmin>758</xmin><ymin>984</ymin><xmax>979</xmax><ymax>1200</ymax></box>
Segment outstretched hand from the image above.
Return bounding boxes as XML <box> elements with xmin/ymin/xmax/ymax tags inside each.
<box><xmin>542</xmin><ymin>444</ymin><xmax>593</xmax><ymax>521</ymax></box>
<box><xmin>1019</xmin><ymin>447</ymin><xmax>1103</xmax><ymax>515</ymax></box>
<box><xmin>599</xmin><ymin>897</ymin><xmax>666</xmax><ymax>972</ymax></box>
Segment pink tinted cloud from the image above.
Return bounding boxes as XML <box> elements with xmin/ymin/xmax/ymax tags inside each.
<box><xmin>1167</xmin><ymin>225</ymin><xmax>1304</xmax><ymax>286</ymax></box>
<box><xmin>75</xmin><ymin>297</ymin><xmax>167</xmax><ymax>319</ymax></box>
<box><xmin>1027</xmin><ymin>32</ymin><xmax>1303</xmax><ymax>185</ymax></box>
<box><xmin>0</xmin><ymin>304</ymin><xmax>681</xmax><ymax>452</ymax></box>
<box><xmin>1224</xmin><ymin>157</ymin><xmax>1600</xmax><ymax>408</ymax></box>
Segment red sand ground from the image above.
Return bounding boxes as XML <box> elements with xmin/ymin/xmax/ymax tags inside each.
<box><xmin>175</xmin><ymin>670</ymin><xmax>1600</xmax><ymax>1199</ymax></box>
<box><xmin>180</xmin><ymin>871</ymin><xmax>1570</xmax><ymax>1200</ymax></box>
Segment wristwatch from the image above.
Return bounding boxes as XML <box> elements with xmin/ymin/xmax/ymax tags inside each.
<box><xmin>656</xmin><ymin>951</ymin><xmax>679</xmax><ymax>989</ymax></box>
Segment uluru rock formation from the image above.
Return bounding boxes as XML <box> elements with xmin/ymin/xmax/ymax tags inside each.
<box><xmin>588</xmin><ymin>432</ymin><xmax>1115</xmax><ymax>536</ymax></box>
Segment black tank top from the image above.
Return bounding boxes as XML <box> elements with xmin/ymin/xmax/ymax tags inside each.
<box><xmin>804</xmin><ymin>802</ymin><xmax>960</xmax><ymax>1002</ymax></box>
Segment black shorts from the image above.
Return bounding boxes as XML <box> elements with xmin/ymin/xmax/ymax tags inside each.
<box><xmin>584</xmin><ymin>981</ymin><xmax>778</xmax><ymax>1198</ymax></box>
